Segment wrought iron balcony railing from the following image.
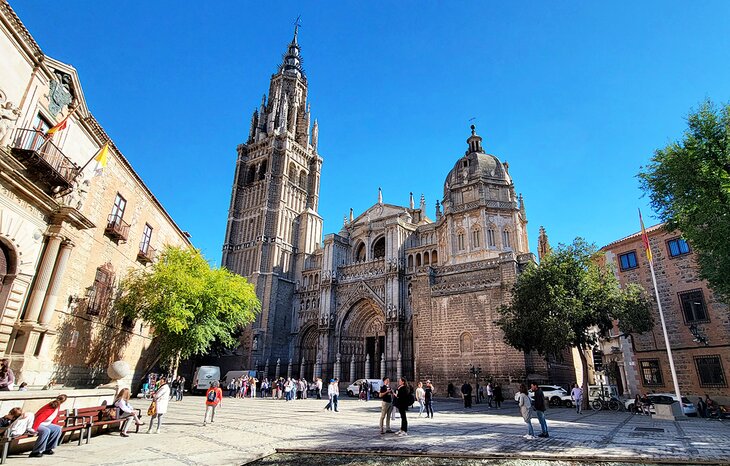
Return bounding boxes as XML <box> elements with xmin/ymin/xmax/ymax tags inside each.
<box><xmin>137</xmin><ymin>242</ymin><xmax>156</xmax><ymax>264</ymax></box>
<box><xmin>10</xmin><ymin>128</ymin><xmax>79</xmax><ymax>193</ymax></box>
<box><xmin>105</xmin><ymin>214</ymin><xmax>130</xmax><ymax>242</ymax></box>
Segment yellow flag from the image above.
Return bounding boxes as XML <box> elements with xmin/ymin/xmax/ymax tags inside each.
<box><xmin>92</xmin><ymin>143</ymin><xmax>109</xmax><ymax>177</ymax></box>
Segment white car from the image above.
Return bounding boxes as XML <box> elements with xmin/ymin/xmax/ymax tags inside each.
<box><xmin>346</xmin><ymin>379</ymin><xmax>383</xmax><ymax>397</ymax></box>
<box><xmin>528</xmin><ymin>385</ymin><xmax>571</xmax><ymax>407</ymax></box>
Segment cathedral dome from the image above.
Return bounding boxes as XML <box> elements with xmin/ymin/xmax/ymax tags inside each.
<box><xmin>444</xmin><ymin>126</ymin><xmax>511</xmax><ymax>194</ymax></box>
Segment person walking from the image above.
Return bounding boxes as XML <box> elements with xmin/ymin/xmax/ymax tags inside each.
<box><xmin>486</xmin><ymin>382</ymin><xmax>494</xmax><ymax>408</ymax></box>
<box><xmin>461</xmin><ymin>381</ymin><xmax>473</xmax><ymax>408</ymax></box>
<box><xmin>570</xmin><ymin>383</ymin><xmax>583</xmax><ymax>414</ymax></box>
<box><xmin>424</xmin><ymin>380</ymin><xmax>435</xmax><ymax>418</ymax></box>
<box><xmin>516</xmin><ymin>384</ymin><xmax>535</xmax><ymax>439</ymax></box>
<box><xmin>147</xmin><ymin>376</ymin><xmax>169</xmax><ymax>434</ymax></box>
<box><xmin>203</xmin><ymin>381</ymin><xmax>223</xmax><ymax>426</ymax></box>
<box><xmin>177</xmin><ymin>377</ymin><xmax>185</xmax><ymax>401</ymax></box>
<box><xmin>378</xmin><ymin>377</ymin><xmax>394</xmax><ymax>434</ymax></box>
<box><xmin>114</xmin><ymin>388</ymin><xmax>144</xmax><ymax>437</ymax></box>
<box><xmin>415</xmin><ymin>382</ymin><xmax>426</xmax><ymax>417</ymax></box>
<box><xmin>316</xmin><ymin>378</ymin><xmax>323</xmax><ymax>400</ymax></box>
<box><xmin>324</xmin><ymin>379</ymin><xmax>337</xmax><ymax>412</ymax></box>
<box><xmin>493</xmin><ymin>384</ymin><xmax>504</xmax><ymax>409</ymax></box>
<box><xmin>530</xmin><ymin>383</ymin><xmax>549</xmax><ymax>438</ymax></box>
<box><xmin>29</xmin><ymin>395</ymin><xmax>67</xmax><ymax>457</ymax></box>
<box><xmin>394</xmin><ymin>377</ymin><xmax>411</xmax><ymax>436</ymax></box>
<box><xmin>331</xmin><ymin>378</ymin><xmax>340</xmax><ymax>412</ymax></box>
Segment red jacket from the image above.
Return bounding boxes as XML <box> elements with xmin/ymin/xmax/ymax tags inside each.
<box><xmin>33</xmin><ymin>403</ymin><xmax>60</xmax><ymax>430</ymax></box>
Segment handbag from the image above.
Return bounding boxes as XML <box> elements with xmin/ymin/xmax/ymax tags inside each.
<box><xmin>147</xmin><ymin>401</ymin><xmax>157</xmax><ymax>416</ymax></box>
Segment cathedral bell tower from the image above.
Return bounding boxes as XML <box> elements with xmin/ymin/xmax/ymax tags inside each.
<box><xmin>222</xmin><ymin>25</ymin><xmax>323</xmax><ymax>372</ymax></box>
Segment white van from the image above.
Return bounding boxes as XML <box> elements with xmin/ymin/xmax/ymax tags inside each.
<box><xmin>221</xmin><ymin>370</ymin><xmax>257</xmax><ymax>385</ymax></box>
<box><xmin>346</xmin><ymin>379</ymin><xmax>384</xmax><ymax>397</ymax></box>
<box><xmin>192</xmin><ymin>366</ymin><xmax>220</xmax><ymax>394</ymax></box>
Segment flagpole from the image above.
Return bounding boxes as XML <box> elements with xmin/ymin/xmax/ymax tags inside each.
<box><xmin>78</xmin><ymin>141</ymin><xmax>109</xmax><ymax>173</ymax></box>
<box><xmin>642</xmin><ymin>212</ymin><xmax>684</xmax><ymax>415</ymax></box>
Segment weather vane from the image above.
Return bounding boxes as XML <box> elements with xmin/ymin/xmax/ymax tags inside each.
<box><xmin>294</xmin><ymin>15</ymin><xmax>302</xmax><ymax>35</ymax></box>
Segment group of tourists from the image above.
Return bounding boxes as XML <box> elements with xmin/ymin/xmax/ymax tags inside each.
<box><xmin>454</xmin><ymin>381</ymin><xmax>505</xmax><ymax>409</ymax></box>
<box><xmin>226</xmin><ymin>375</ymin><xmax>259</xmax><ymax>398</ymax></box>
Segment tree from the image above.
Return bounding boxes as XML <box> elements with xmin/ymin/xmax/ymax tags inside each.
<box><xmin>115</xmin><ymin>246</ymin><xmax>260</xmax><ymax>372</ymax></box>
<box><xmin>638</xmin><ymin>100</ymin><xmax>730</xmax><ymax>300</ymax></box>
<box><xmin>496</xmin><ymin>238</ymin><xmax>652</xmax><ymax>407</ymax></box>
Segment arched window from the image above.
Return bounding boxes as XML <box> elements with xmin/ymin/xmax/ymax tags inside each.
<box><xmin>258</xmin><ymin>159</ymin><xmax>267</xmax><ymax>180</ymax></box>
<box><xmin>424</xmin><ymin>251</ymin><xmax>430</xmax><ymax>265</ymax></box>
<box><xmin>460</xmin><ymin>332</ymin><xmax>474</xmax><ymax>354</ymax></box>
<box><xmin>487</xmin><ymin>229</ymin><xmax>496</xmax><ymax>247</ymax></box>
<box><xmin>502</xmin><ymin>229</ymin><xmax>511</xmax><ymax>249</ymax></box>
<box><xmin>289</xmin><ymin>163</ymin><xmax>297</xmax><ymax>183</ymax></box>
<box><xmin>416</xmin><ymin>253</ymin><xmax>422</xmax><ymax>267</ymax></box>
<box><xmin>457</xmin><ymin>230</ymin><xmax>465</xmax><ymax>251</ymax></box>
<box><xmin>304</xmin><ymin>276</ymin><xmax>309</xmax><ymax>288</ymax></box>
<box><xmin>407</xmin><ymin>254</ymin><xmax>414</xmax><ymax>269</ymax></box>
<box><xmin>471</xmin><ymin>228</ymin><xmax>481</xmax><ymax>248</ymax></box>
<box><xmin>431</xmin><ymin>250</ymin><xmax>438</xmax><ymax>265</ymax></box>
<box><xmin>355</xmin><ymin>242</ymin><xmax>366</xmax><ymax>262</ymax></box>
<box><xmin>372</xmin><ymin>237</ymin><xmax>385</xmax><ymax>259</ymax></box>
<box><xmin>314</xmin><ymin>273</ymin><xmax>319</xmax><ymax>285</ymax></box>
<box><xmin>299</xmin><ymin>170</ymin><xmax>307</xmax><ymax>189</ymax></box>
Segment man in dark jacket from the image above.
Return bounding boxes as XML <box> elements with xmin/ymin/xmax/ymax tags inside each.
<box><xmin>461</xmin><ymin>381</ymin><xmax>473</xmax><ymax>408</ymax></box>
<box><xmin>530</xmin><ymin>383</ymin><xmax>549</xmax><ymax>437</ymax></box>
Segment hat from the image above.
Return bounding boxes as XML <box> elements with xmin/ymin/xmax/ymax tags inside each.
<box><xmin>330</xmin><ymin>379</ymin><xmax>335</xmax><ymax>382</ymax></box>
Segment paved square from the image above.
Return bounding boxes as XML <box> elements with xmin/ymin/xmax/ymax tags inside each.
<box><xmin>6</xmin><ymin>396</ymin><xmax>730</xmax><ymax>465</ymax></box>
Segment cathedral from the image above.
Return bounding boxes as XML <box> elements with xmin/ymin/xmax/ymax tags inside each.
<box><xmin>221</xmin><ymin>28</ymin><xmax>573</xmax><ymax>389</ymax></box>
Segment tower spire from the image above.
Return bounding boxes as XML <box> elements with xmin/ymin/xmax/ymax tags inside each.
<box><xmin>281</xmin><ymin>17</ymin><xmax>304</xmax><ymax>77</ymax></box>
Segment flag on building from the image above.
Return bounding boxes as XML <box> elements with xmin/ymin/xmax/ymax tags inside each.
<box><xmin>639</xmin><ymin>209</ymin><xmax>652</xmax><ymax>262</ymax></box>
<box><xmin>46</xmin><ymin>114</ymin><xmax>70</xmax><ymax>136</ymax></box>
<box><xmin>92</xmin><ymin>142</ymin><xmax>109</xmax><ymax>177</ymax></box>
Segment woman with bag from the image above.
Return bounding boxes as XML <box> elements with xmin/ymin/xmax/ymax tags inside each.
<box><xmin>114</xmin><ymin>388</ymin><xmax>144</xmax><ymax>437</ymax></box>
<box><xmin>393</xmin><ymin>377</ymin><xmax>411</xmax><ymax>436</ymax></box>
<box><xmin>147</xmin><ymin>376</ymin><xmax>169</xmax><ymax>434</ymax></box>
<box><xmin>516</xmin><ymin>384</ymin><xmax>535</xmax><ymax>439</ymax></box>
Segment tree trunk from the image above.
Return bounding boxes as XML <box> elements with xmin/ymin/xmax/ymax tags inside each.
<box><xmin>172</xmin><ymin>351</ymin><xmax>181</xmax><ymax>379</ymax></box>
<box><xmin>578</xmin><ymin>347</ymin><xmax>590</xmax><ymax>410</ymax></box>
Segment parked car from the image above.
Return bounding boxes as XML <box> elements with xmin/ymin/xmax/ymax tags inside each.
<box><xmin>625</xmin><ymin>393</ymin><xmax>697</xmax><ymax>416</ymax></box>
<box><xmin>346</xmin><ymin>379</ymin><xmax>383</xmax><ymax>397</ymax></box>
<box><xmin>528</xmin><ymin>385</ymin><xmax>571</xmax><ymax>407</ymax></box>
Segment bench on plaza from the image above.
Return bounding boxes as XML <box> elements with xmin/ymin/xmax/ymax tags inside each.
<box><xmin>77</xmin><ymin>404</ymin><xmax>143</xmax><ymax>439</ymax></box>
<box><xmin>0</xmin><ymin>409</ymin><xmax>88</xmax><ymax>464</ymax></box>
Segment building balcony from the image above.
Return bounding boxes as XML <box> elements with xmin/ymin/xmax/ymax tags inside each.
<box><xmin>105</xmin><ymin>214</ymin><xmax>129</xmax><ymax>242</ymax></box>
<box><xmin>10</xmin><ymin>128</ymin><xmax>80</xmax><ymax>194</ymax></box>
<box><xmin>137</xmin><ymin>243</ymin><xmax>156</xmax><ymax>264</ymax></box>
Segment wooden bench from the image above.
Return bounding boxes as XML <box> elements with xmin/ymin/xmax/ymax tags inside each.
<box><xmin>75</xmin><ymin>405</ymin><xmax>143</xmax><ymax>440</ymax></box>
<box><xmin>0</xmin><ymin>409</ymin><xmax>89</xmax><ymax>464</ymax></box>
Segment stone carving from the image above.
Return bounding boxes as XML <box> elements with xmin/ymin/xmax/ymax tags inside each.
<box><xmin>49</xmin><ymin>75</ymin><xmax>73</xmax><ymax>117</ymax></box>
<box><xmin>0</xmin><ymin>94</ymin><xmax>20</xmax><ymax>146</ymax></box>
<box><xmin>61</xmin><ymin>176</ymin><xmax>90</xmax><ymax>211</ymax></box>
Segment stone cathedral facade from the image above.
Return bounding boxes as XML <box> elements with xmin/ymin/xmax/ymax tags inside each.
<box><xmin>222</xmin><ymin>30</ymin><xmax>574</xmax><ymax>389</ymax></box>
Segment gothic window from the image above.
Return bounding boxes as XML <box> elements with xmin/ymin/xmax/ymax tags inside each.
<box><xmin>487</xmin><ymin>229</ymin><xmax>495</xmax><ymax>247</ymax></box>
<box><xmin>372</xmin><ymin>237</ymin><xmax>385</xmax><ymax>259</ymax></box>
<box><xmin>288</xmin><ymin>163</ymin><xmax>297</xmax><ymax>183</ymax></box>
<box><xmin>431</xmin><ymin>250</ymin><xmax>438</xmax><ymax>265</ymax></box>
<box><xmin>457</xmin><ymin>231</ymin><xmax>465</xmax><ymax>251</ymax></box>
<box><xmin>407</xmin><ymin>255</ymin><xmax>414</xmax><ymax>269</ymax></box>
<box><xmin>258</xmin><ymin>160</ymin><xmax>267</xmax><ymax>180</ymax></box>
<box><xmin>87</xmin><ymin>264</ymin><xmax>114</xmax><ymax>316</ymax></box>
<box><xmin>459</xmin><ymin>332</ymin><xmax>474</xmax><ymax>354</ymax></box>
<box><xmin>471</xmin><ymin>228</ymin><xmax>481</xmax><ymax>248</ymax></box>
<box><xmin>355</xmin><ymin>242</ymin><xmax>366</xmax><ymax>262</ymax></box>
<box><xmin>299</xmin><ymin>170</ymin><xmax>307</xmax><ymax>189</ymax></box>
<box><xmin>423</xmin><ymin>251</ymin><xmax>430</xmax><ymax>265</ymax></box>
<box><xmin>314</xmin><ymin>273</ymin><xmax>319</xmax><ymax>285</ymax></box>
<box><xmin>502</xmin><ymin>229</ymin><xmax>511</xmax><ymax>249</ymax></box>
<box><xmin>304</xmin><ymin>276</ymin><xmax>309</xmax><ymax>288</ymax></box>
<box><xmin>246</xmin><ymin>165</ymin><xmax>256</xmax><ymax>184</ymax></box>
<box><xmin>416</xmin><ymin>253</ymin><xmax>421</xmax><ymax>267</ymax></box>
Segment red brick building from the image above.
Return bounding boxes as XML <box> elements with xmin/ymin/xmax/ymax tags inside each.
<box><xmin>601</xmin><ymin>224</ymin><xmax>729</xmax><ymax>403</ymax></box>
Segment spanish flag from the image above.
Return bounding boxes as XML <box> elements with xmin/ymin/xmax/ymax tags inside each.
<box><xmin>639</xmin><ymin>209</ymin><xmax>652</xmax><ymax>262</ymax></box>
<box><xmin>46</xmin><ymin>114</ymin><xmax>70</xmax><ymax>136</ymax></box>
<box><xmin>92</xmin><ymin>142</ymin><xmax>109</xmax><ymax>177</ymax></box>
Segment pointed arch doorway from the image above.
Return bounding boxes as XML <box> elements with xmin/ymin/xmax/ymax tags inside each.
<box><xmin>338</xmin><ymin>299</ymin><xmax>385</xmax><ymax>381</ymax></box>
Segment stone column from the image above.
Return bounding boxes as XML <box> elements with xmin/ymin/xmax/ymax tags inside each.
<box><xmin>333</xmin><ymin>353</ymin><xmax>341</xmax><ymax>380</ymax></box>
<box><xmin>39</xmin><ymin>239</ymin><xmax>75</xmax><ymax>325</ymax></box>
<box><xmin>397</xmin><ymin>351</ymin><xmax>402</xmax><ymax>381</ymax></box>
<box><xmin>23</xmin><ymin>234</ymin><xmax>63</xmax><ymax>323</ymax></box>
<box><xmin>287</xmin><ymin>359</ymin><xmax>292</xmax><ymax>378</ymax></box>
<box><xmin>264</xmin><ymin>359</ymin><xmax>269</xmax><ymax>378</ymax></box>
<box><xmin>349</xmin><ymin>355</ymin><xmax>355</xmax><ymax>382</ymax></box>
<box><xmin>365</xmin><ymin>354</ymin><xmax>370</xmax><ymax>379</ymax></box>
<box><xmin>275</xmin><ymin>358</ymin><xmax>281</xmax><ymax>379</ymax></box>
<box><xmin>300</xmin><ymin>357</ymin><xmax>305</xmax><ymax>378</ymax></box>
<box><xmin>380</xmin><ymin>353</ymin><xmax>385</xmax><ymax>379</ymax></box>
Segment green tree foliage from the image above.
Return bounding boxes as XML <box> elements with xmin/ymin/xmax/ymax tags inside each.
<box><xmin>115</xmin><ymin>246</ymin><xmax>260</xmax><ymax>367</ymax></box>
<box><xmin>496</xmin><ymin>238</ymin><xmax>652</xmax><ymax>403</ymax></box>
<box><xmin>638</xmin><ymin>101</ymin><xmax>730</xmax><ymax>300</ymax></box>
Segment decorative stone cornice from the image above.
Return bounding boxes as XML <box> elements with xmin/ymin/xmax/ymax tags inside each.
<box><xmin>0</xmin><ymin>1</ymin><xmax>43</xmax><ymax>61</ymax></box>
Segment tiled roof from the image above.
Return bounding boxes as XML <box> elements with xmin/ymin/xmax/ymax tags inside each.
<box><xmin>600</xmin><ymin>223</ymin><xmax>665</xmax><ymax>250</ymax></box>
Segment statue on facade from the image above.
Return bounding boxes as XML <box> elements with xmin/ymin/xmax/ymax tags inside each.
<box><xmin>0</xmin><ymin>98</ymin><xmax>20</xmax><ymax>146</ymax></box>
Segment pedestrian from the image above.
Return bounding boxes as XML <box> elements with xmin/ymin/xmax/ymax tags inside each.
<box><xmin>516</xmin><ymin>384</ymin><xmax>535</xmax><ymax>439</ymax></box>
<box><xmin>29</xmin><ymin>394</ymin><xmax>66</xmax><ymax>457</ymax></box>
<box><xmin>697</xmin><ymin>397</ymin><xmax>707</xmax><ymax>418</ymax></box>
<box><xmin>296</xmin><ymin>378</ymin><xmax>303</xmax><ymax>400</ymax></box>
<box><xmin>415</xmin><ymin>382</ymin><xmax>426</xmax><ymax>417</ymax></box>
<box><xmin>332</xmin><ymin>378</ymin><xmax>340</xmax><ymax>412</ymax></box>
<box><xmin>461</xmin><ymin>381</ymin><xmax>473</xmax><ymax>408</ymax></box>
<box><xmin>570</xmin><ymin>383</ymin><xmax>583</xmax><ymax>414</ymax></box>
<box><xmin>0</xmin><ymin>358</ymin><xmax>15</xmax><ymax>391</ymax></box>
<box><xmin>493</xmin><ymin>384</ymin><xmax>504</xmax><ymax>409</ymax></box>
<box><xmin>324</xmin><ymin>378</ymin><xmax>339</xmax><ymax>412</ymax></box>
<box><xmin>177</xmin><ymin>377</ymin><xmax>185</xmax><ymax>401</ymax></box>
<box><xmin>251</xmin><ymin>377</ymin><xmax>258</xmax><ymax>398</ymax></box>
<box><xmin>203</xmin><ymin>381</ymin><xmax>223</xmax><ymax>426</ymax></box>
<box><xmin>379</xmin><ymin>377</ymin><xmax>394</xmax><ymax>434</ymax></box>
<box><xmin>530</xmin><ymin>383</ymin><xmax>549</xmax><ymax>438</ymax></box>
<box><xmin>394</xmin><ymin>377</ymin><xmax>411</xmax><ymax>436</ymax></box>
<box><xmin>478</xmin><ymin>384</ymin><xmax>484</xmax><ymax>404</ymax></box>
<box><xmin>447</xmin><ymin>382</ymin><xmax>455</xmax><ymax>398</ymax></box>
<box><xmin>170</xmin><ymin>377</ymin><xmax>180</xmax><ymax>401</ymax></box>
<box><xmin>316</xmin><ymin>378</ymin><xmax>323</xmax><ymax>400</ymax></box>
<box><xmin>424</xmin><ymin>380</ymin><xmax>435</xmax><ymax>418</ymax></box>
<box><xmin>147</xmin><ymin>376</ymin><xmax>169</xmax><ymax>434</ymax></box>
<box><xmin>486</xmin><ymin>382</ymin><xmax>494</xmax><ymax>408</ymax></box>
<box><xmin>114</xmin><ymin>388</ymin><xmax>144</xmax><ymax>437</ymax></box>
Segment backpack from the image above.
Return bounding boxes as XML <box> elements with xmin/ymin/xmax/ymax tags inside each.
<box><xmin>207</xmin><ymin>389</ymin><xmax>217</xmax><ymax>402</ymax></box>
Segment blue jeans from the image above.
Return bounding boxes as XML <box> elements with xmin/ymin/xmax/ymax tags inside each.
<box><xmin>332</xmin><ymin>395</ymin><xmax>339</xmax><ymax>411</ymax></box>
<box><xmin>536</xmin><ymin>410</ymin><xmax>548</xmax><ymax>434</ymax></box>
<box><xmin>32</xmin><ymin>424</ymin><xmax>61</xmax><ymax>454</ymax></box>
<box><xmin>525</xmin><ymin>416</ymin><xmax>534</xmax><ymax>436</ymax></box>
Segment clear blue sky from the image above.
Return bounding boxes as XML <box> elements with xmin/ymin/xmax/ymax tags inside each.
<box><xmin>12</xmin><ymin>1</ymin><xmax>730</xmax><ymax>262</ymax></box>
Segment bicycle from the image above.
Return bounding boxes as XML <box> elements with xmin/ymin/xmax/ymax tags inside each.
<box><xmin>590</xmin><ymin>393</ymin><xmax>621</xmax><ymax>411</ymax></box>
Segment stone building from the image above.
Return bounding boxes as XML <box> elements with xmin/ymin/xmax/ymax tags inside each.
<box><xmin>600</xmin><ymin>224</ymin><xmax>729</xmax><ymax>401</ymax></box>
<box><xmin>222</xmin><ymin>29</ymin><xmax>575</xmax><ymax>389</ymax></box>
<box><xmin>0</xmin><ymin>2</ymin><xmax>190</xmax><ymax>387</ymax></box>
